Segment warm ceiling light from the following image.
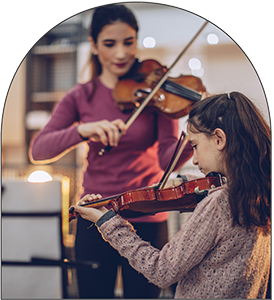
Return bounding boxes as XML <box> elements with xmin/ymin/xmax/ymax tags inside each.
<box><xmin>28</xmin><ymin>170</ymin><xmax>53</xmax><ymax>183</ymax></box>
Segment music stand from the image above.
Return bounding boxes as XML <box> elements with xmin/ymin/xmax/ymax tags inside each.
<box><xmin>2</xmin><ymin>179</ymin><xmax>99</xmax><ymax>298</ymax></box>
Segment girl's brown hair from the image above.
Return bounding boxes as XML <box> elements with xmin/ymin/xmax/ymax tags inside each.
<box><xmin>188</xmin><ymin>92</ymin><xmax>271</xmax><ymax>233</ymax></box>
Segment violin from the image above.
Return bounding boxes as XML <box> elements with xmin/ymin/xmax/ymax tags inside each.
<box><xmin>99</xmin><ymin>21</ymin><xmax>208</xmax><ymax>155</ymax></box>
<box><xmin>71</xmin><ymin>134</ymin><xmax>222</xmax><ymax>221</ymax></box>
<box><xmin>113</xmin><ymin>59</ymin><xmax>206</xmax><ymax>119</ymax></box>
<box><xmin>69</xmin><ymin>173</ymin><xmax>223</xmax><ymax>222</ymax></box>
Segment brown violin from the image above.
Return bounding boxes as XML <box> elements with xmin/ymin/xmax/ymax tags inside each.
<box><xmin>99</xmin><ymin>21</ymin><xmax>208</xmax><ymax>155</ymax></box>
<box><xmin>69</xmin><ymin>173</ymin><xmax>223</xmax><ymax>222</ymax></box>
<box><xmin>113</xmin><ymin>59</ymin><xmax>206</xmax><ymax>119</ymax></box>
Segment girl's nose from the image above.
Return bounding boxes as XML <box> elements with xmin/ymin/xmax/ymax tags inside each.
<box><xmin>192</xmin><ymin>155</ymin><xmax>198</xmax><ymax>166</ymax></box>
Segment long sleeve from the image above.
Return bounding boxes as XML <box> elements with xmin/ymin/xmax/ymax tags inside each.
<box><xmin>97</xmin><ymin>192</ymin><xmax>220</xmax><ymax>288</ymax></box>
<box><xmin>30</xmin><ymin>90</ymin><xmax>85</xmax><ymax>162</ymax></box>
<box><xmin>96</xmin><ymin>186</ymin><xmax>271</xmax><ymax>299</ymax></box>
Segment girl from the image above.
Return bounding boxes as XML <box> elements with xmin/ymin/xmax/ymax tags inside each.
<box><xmin>30</xmin><ymin>4</ymin><xmax>193</xmax><ymax>298</ymax></box>
<box><xmin>74</xmin><ymin>92</ymin><xmax>271</xmax><ymax>299</ymax></box>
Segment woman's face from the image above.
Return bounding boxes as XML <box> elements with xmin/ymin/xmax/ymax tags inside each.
<box><xmin>92</xmin><ymin>22</ymin><xmax>137</xmax><ymax>87</ymax></box>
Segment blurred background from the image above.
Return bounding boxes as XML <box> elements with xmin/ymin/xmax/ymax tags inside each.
<box><xmin>1</xmin><ymin>2</ymin><xmax>270</xmax><ymax>298</ymax></box>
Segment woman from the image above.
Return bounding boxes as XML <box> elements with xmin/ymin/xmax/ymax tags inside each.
<box><xmin>74</xmin><ymin>92</ymin><xmax>271</xmax><ymax>299</ymax></box>
<box><xmin>30</xmin><ymin>4</ymin><xmax>193</xmax><ymax>298</ymax></box>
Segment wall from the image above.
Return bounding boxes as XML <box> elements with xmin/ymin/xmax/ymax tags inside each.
<box><xmin>2</xmin><ymin>59</ymin><xmax>27</xmax><ymax>165</ymax></box>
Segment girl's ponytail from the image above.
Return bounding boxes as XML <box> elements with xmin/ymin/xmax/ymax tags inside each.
<box><xmin>188</xmin><ymin>92</ymin><xmax>271</xmax><ymax>233</ymax></box>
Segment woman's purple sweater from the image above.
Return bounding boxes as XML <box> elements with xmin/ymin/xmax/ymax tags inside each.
<box><xmin>30</xmin><ymin>78</ymin><xmax>193</xmax><ymax>222</ymax></box>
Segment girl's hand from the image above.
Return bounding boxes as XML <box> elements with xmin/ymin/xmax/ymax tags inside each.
<box><xmin>73</xmin><ymin>194</ymin><xmax>109</xmax><ymax>223</ymax></box>
<box><xmin>77</xmin><ymin>193</ymin><xmax>103</xmax><ymax>205</ymax></box>
<box><xmin>164</xmin><ymin>177</ymin><xmax>183</xmax><ymax>188</ymax></box>
<box><xmin>77</xmin><ymin>119</ymin><xmax>127</xmax><ymax>146</ymax></box>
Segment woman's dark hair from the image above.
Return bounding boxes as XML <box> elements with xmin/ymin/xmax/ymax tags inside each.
<box><xmin>88</xmin><ymin>4</ymin><xmax>139</xmax><ymax>100</ymax></box>
<box><xmin>188</xmin><ymin>92</ymin><xmax>271</xmax><ymax>233</ymax></box>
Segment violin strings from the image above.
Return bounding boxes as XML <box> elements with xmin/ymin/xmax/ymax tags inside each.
<box><xmin>163</xmin><ymin>80</ymin><xmax>201</xmax><ymax>101</ymax></box>
<box><xmin>142</xmin><ymin>77</ymin><xmax>201</xmax><ymax>102</ymax></box>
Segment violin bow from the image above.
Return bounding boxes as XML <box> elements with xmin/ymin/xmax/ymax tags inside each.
<box><xmin>99</xmin><ymin>21</ymin><xmax>208</xmax><ymax>155</ymax></box>
<box><xmin>158</xmin><ymin>134</ymin><xmax>190</xmax><ymax>190</ymax></box>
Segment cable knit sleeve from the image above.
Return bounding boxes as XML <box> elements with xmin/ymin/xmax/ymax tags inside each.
<box><xmin>97</xmin><ymin>191</ymin><xmax>222</xmax><ymax>288</ymax></box>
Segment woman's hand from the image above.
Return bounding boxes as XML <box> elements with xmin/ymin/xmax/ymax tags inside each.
<box><xmin>77</xmin><ymin>119</ymin><xmax>127</xmax><ymax>146</ymax></box>
<box><xmin>201</xmin><ymin>91</ymin><xmax>211</xmax><ymax>100</ymax></box>
<box><xmin>73</xmin><ymin>194</ymin><xmax>109</xmax><ymax>223</ymax></box>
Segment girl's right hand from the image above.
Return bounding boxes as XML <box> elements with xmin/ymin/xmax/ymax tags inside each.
<box><xmin>77</xmin><ymin>119</ymin><xmax>127</xmax><ymax>146</ymax></box>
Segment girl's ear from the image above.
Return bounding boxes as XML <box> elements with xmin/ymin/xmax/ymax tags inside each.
<box><xmin>214</xmin><ymin>128</ymin><xmax>226</xmax><ymax>150</ymax></box>
<box><xmin>89</xmin><ymin>37</ymin><xmax>98</xmax><ymax>55</ymax></box>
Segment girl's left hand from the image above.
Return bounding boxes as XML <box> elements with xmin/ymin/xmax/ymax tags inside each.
<box><xmin>73</xmin><ymin>194</ymin><xmax>109</xmax><ymax>223</ymax></box>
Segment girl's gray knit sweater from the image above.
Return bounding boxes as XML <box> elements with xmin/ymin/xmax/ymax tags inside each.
<box><xmin>96</xmin><ymin>183</ymin><xmax>270</xmax><ymax>299</ymax></box>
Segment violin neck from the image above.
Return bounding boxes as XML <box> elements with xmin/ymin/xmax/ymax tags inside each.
<box><xmin>81</xmin><ymin>193</ymin><xmax>120</xmax><ymax>208</ymax></box>
<box><xmin>163</xmin><ymin>79</ymin><xmax>202</xmax><ymax>102</ymax></box>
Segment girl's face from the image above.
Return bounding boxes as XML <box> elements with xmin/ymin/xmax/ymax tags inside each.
<box><xmin>187</xmin><ymin>127</ymin><xmax>227</xmax><ymax>177</ymax></box>
<box><xmin>91</xmin><ymin>22</ymin><xmax>137</xmax><ymax>88</ymax></box>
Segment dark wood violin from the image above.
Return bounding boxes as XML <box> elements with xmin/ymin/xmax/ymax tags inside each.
<box><xmin>69</xmin><ymin>173</ymin><xmax>222</xmax><ymax>221</ymax></box>
<box><xmin>70</xmin><ymin>133</ymin><xmax>223</xmax><ymax>222</ymax></box>
<box><xmin>113</xmin><ymin>59</ymin><xmax>206</xmax><ymax>119</ymax></box>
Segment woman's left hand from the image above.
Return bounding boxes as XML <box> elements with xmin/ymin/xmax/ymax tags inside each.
<box><xmin>73</xmin><ymin>194</ymin><xmax>109</xmax><ymax>223</ymax></box>
<box><xmin>201</xmin><ymin>91</ymin><xmax>211</xmax><ymax>100</ymax></box>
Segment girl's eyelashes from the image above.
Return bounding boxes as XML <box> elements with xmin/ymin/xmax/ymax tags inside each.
<box><xmin>192</xmin><ymin>145</ymin><xmax>197</xmax><ymax>149</ymax></box>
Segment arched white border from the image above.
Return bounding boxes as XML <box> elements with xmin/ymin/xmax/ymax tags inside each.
<box><xmin>1</xmin><ymin>0</ymin><xmax>272</xmax><ymax>124</ymax></box>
